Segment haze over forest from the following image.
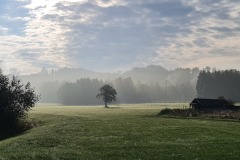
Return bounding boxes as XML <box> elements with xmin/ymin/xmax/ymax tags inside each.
<box><xmin>1</xmin><ymin>0</ymin><xmax>240</xmax><ymax>105</ymax></box>
<box><xmin>18</xmin><ymin>65</ymin><xmax>197</xmax><ymax>104</ymax></box>
<box><xmin>14</xmin><ymin>65</ymin><xmax>239</xmax><ymax>105</ymax></box>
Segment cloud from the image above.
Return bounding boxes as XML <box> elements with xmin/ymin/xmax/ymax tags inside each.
<box><xmin>0</xmin><ymin>26</ymin><xmax>9</xmax><ymax>35</ymax></box>
<box><xmin>142</xmin><ymin>1</ymin><xmax>194</xmax><ymax>17</ymax></box>
<box><xmin>184</xmin><ymin>56</ymin><xmax>240</xmax><ymax>70</ymax></box>
<box><xmin>0</xmin><ymin>0</ymin><xmax>240</xmax><ymax>74</ymax></box>
<box><xmin>1</xmin><ymin>15</ymin><xmax>30</xmax><ymax>22</ymax></box>
<box><xmin>148</xmin><ymin>0</ymin><xmax>240</xmax><ymax>69</ymax></box>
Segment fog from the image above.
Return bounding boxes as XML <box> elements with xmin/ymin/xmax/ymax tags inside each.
<box><xmin>18</xmin><ymin>65</ymin><xmax>200</xmax><ymax>105</ymax></box>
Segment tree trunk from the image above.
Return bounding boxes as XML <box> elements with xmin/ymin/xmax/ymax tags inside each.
<box><xmin>105</xmin><ymin>101</ymin><xmax>108</xmax><ymax>108</ymax></box>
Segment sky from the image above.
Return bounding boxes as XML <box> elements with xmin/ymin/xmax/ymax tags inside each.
<box><xmin>0</xmin><ymin>0</ymin><xmax>240</xmax><ymax>75</ymax></box>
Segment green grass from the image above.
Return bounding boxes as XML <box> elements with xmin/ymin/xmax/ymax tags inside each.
<box><xmin>1</xmin><ymin>103</ymin><xmax>240</xmax><ymax>160</ymax></box>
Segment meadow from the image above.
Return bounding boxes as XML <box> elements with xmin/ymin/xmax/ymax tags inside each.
<box><xmin>0</xmin><ymin>103</ymin><xmax>240</xmax><ymax>160</ymax></box>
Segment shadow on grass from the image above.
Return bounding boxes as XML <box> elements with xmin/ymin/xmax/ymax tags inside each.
<box><xmin>108</xmin><ymin>107</ymin><xmax>121</xmax><ymax>109</ymax></box>
<box><xmin>156</xmin><ymin>114</ymin><xmax>240</xmax><ymax>123</ymax></box>
<box><xmin>0</xmin><ymin>120</ymin><xmax>38</xmax><ymax>141</ymax></box>
<box><xmin>157</xmin><ymin>111</ymin><xmax>240</xmax><ymax>122</ymax></box>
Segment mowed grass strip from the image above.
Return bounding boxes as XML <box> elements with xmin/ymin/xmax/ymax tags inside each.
<box><xmin>0</xmin><ymin>104</ymin><xmax>240</xmax><ymax>160</ymax></box>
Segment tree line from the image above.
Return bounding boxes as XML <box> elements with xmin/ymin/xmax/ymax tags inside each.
<box><xmin>38</xmin><ymin>67</ymin><xmax>240</xmax><ymax>105</ymax></box>
<box><xmin>42</xmin><ymin>77</ymin><xmax>196</xmax><ymax>105</ymax></box>
<box><xmin>196</xmin><ymin>69</ymin><xmax>240</xmax><ymax>102</ymax></box>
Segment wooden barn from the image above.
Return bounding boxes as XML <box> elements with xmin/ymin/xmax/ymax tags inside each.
<box><xmin>190</xmin><ymin>98</ymin><xmax>235</xmax><ymax>111</ymax></box>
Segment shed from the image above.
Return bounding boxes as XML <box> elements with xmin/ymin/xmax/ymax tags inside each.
<box><xmin>190</xmin><ymin>98</ymin><xmax>235</xmax><ymax>111</ymax></box>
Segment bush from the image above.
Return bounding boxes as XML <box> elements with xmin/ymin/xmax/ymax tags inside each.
<box><xmin>157</xmin><ymin>108</ymin><xmax>173</xmax><ymax>115</ymax></box>
<box><xmin>157</xmin><ymin>108</ymin><xmax>240</xmax><ymax>120</ymax></box>
<box><xmin>0</xmin><ymin>70</ymin><xmax>39</xmax><ymax>139</ymax></box>
<box><xmin>158</xmin><ymin>108</ymin><xmax>199</xmax><ymax>117</ymax></box>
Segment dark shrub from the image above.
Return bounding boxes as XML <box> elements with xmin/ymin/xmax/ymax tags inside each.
<box><xmin>158</xmin><ymin>108</ymin><xmax>199</xmax><ymax>117</ymax></box>
<box><xmin>158</xmin><ymin>108</ymin><xmax>173</xmax><ymax>115</ymax></box>
<box><xmin>157</xmin><ymin>107</ymin><xmax>240</xmax><ymax>120</ymax></box>
<box><xmin>0</xmin><ymin>70</ymin><xmax>39</xmax><ymax>139</ymax></box>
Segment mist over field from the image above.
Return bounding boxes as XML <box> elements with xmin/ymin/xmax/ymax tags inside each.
<box><xmin>17</xmin><ymin>65</ymin><xmax>197</xmax><ymax>104</ymax></box>
<box><xmin>16</xmin><ymin>65</ymin><xmax>240</xmax><ymax>105</ymax></box>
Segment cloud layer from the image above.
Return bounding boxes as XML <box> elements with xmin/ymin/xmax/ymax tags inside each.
<box><xmin>0</xmin><ymin>0</ymin><xmax>240</xmax><ymax>74</ymax></box>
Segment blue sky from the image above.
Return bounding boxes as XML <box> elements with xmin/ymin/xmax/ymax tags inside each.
<box><xmin>0</xmin><ymin>0</ymin><xmax>240</xmax><ymax>74</ymax></box>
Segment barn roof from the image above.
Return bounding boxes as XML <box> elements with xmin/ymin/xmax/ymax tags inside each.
<box><xmin>190</xmin><ymin>98</ymin><xmax>232</xmax><ymax>107</ymax></box>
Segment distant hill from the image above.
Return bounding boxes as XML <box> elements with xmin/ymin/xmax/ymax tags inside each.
<box><xmin>18</xmin><ymin>65</ymin><xmax>200</xmax><ymax>103</ymax></box>
<box><xmin>20</xmin><ymin>67</ymin><xmax>118</xmax><ymax>89</ymax></box>
<box><xmin>20</xmin><ymin>65</ymin><xmax>200</xmax><ymax>88</ymax></box>
<box><xmin>122</xmin><ymin>65</ymin><xmax>169</xmax><ymax>85</ymax></box>
<box><xmin>16</xmin><ymin>66</ymin><xmax>240</xmax><ymax>104</ymax></box>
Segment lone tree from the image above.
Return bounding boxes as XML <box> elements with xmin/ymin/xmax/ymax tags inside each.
<box><xmin>0</xmin><ymin>70</ymin><xmax>39</xmax><ymax>137</ymax></box>
<box><xmin>96</xmin><ymin>84</ymin><xmax>117</xmax><ymax>108</ymax></box>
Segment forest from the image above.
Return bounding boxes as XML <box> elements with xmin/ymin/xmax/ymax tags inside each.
<box><xmin>57</xmin><ymin>77</ymin><xmax>196</xmax><ymax>105</ymax></box>
<box><xmin>22</xmin><ymin>65</ymin><xmax>198</xmax><ymax>104</ymax></box>
<box><xmin>19</xmin><ymin>65</ymin><xmax>240</xmax><ymax>105</ymax></box>
<box><xmin>197</xmin><ymin>69</ymin><xmax>240</xmax><ymax>102</ymax></box>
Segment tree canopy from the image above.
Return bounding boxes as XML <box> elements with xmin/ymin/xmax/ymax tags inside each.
<box><xmin>0</xmin><ymin>70</ymin><xmax>39</xmax><ymax>137</ymax></box>
<box><xmin>196</xmin><ymin>69</ymin><xmax>240</xmax><ymax>102</ymax></box>
<box><xmin>96</xmin><ymin>84</ymin><xmax>117</xmax><ymax>108</ymax></box>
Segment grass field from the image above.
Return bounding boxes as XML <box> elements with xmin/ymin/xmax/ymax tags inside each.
<box><xmin>1</xmin><ymin>103</ymin><xmax>240</xmax><ymax>160</ymax></box>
